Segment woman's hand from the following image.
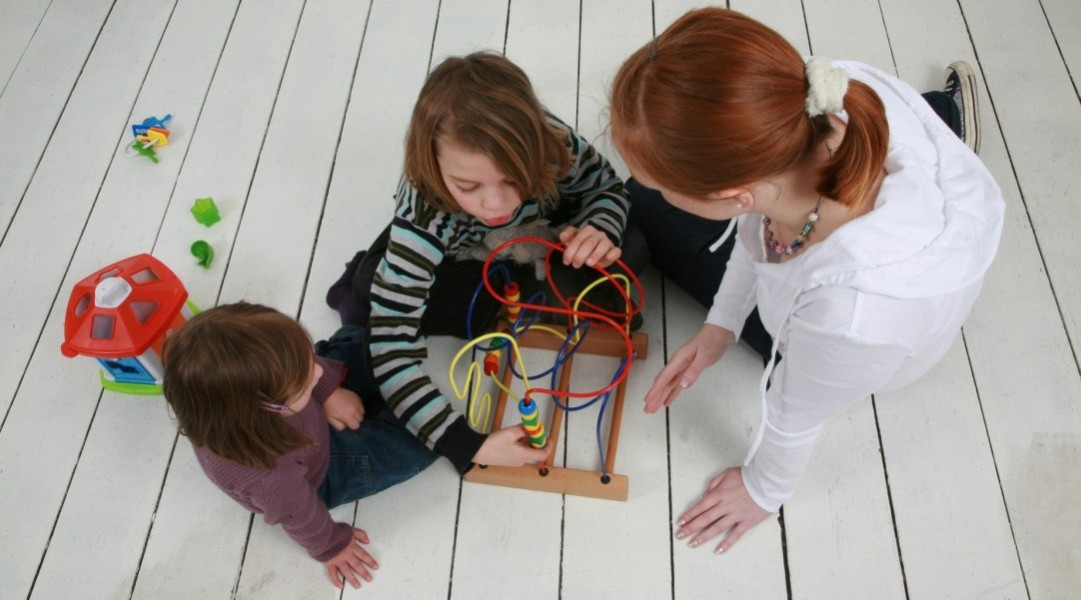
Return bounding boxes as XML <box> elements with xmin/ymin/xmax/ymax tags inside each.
<box><xmin>324</xmin><ymin>527</ymin><xmax>378</xmax><ymax>589</ymax></box>
<box><xmin>559</xmin><ymin>224</ymin><xmax>622</xmax><ymax>268</ymax></box>
<box><xmin>323</xmin><ymin>387</ymin><xmax>365</xmax><ymax>431</ymax></box>
<box><xmin>644</xmin><ymin>324</ymin><xmax>733</xmax><ymax>413</ymax></box>
<box><xmin>675</xmin><ymin>467</ymin><xmax>772</xmax><ymax>553</ymax></box>
<box><xmin>473</xmin><ymin>424</ymin><xmax>552</xmax><ymax>467</ymax></box>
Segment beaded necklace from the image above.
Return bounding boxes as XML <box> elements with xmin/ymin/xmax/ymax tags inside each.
<box><xmin>763</xmin><ymin>142</ymin><xmax>833</xmax><ymax>257</ymax></box>
<box><xmin>763</xmin><ymin>194</ymin><xmax>824</xmax><ymax>257</ymax></box>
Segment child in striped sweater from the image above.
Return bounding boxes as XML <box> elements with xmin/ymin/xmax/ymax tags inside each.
<box><xmin>327</xmin><ymin>51</ymin><xmax>648</xmax><ymax>473</ymax></box>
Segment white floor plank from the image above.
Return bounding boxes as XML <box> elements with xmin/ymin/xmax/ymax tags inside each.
<box><xmin>129</xmin><ymin>2</ymin><xmax>312</xmax><ymax>597</ymax></box>
<box><xmin>804</xmin><ymin>0</ymin><xmax>893</xmax><ymax>69</ymax></box>
<box><xmin>216</xmin><ymin>0</ymin><xmax>365</xmax><ymax>313</ymax></box>
<box><xmin>0</xmin><ymin>0</ymin><xmax>166</xmax><ymax>421</ymax></box>
<box><xmin>0</xmin><ymin>2</ymin><xmax>182</xmax><ymax>597</ymax></box>
<box><xmin>506</xmin><ymin>0</ymin><xmax>579</xmax><ymax>127</ymax></box>
<box><xmin>561</xmin><ymin>274</ymin><xmax>673</xmax><ymax>600</ymax></box>
<box><xmin>943</xmin><ymin>0</ymin><xmax>1081</xmax><ymax>597</ymax></box>
<box><xmin>132</xmin><ymin>444</ymin><xmax>256</xmax><ymax>599</ymax></box>
<box><xmin>877</xmin><ymin>1</ymin><xmax>1034</xmax><ymax>597</ymax></box>
<box><xmin>227</xmin><ymin>0</ymin><xmax>371</xmax><ymax>595</ymax></box>
<box><xmin>877</xmin><ymin>341</ymin><xmax>1026</xmax><ymax>598</ymax></box>
<box><xmin>962</xmin><ymin>0</ymin><xmax>1081</xmax><ymax>351</ymax></box>
<box><xmin>0</xmin><ymin>0</ymin><xmax>52</xmax><ymax>94</ymax></box>
<box><xmin>29</xmin><ymin>397</ymin><xmax>179</xmax><ymax>600</ymax></box>
<box><xmin>558</xmin><ymin>3</ymin><xmax>674</xmax><ymax>599</ymax></box>
<box><xmin>1042</xmin><ymin>0</ymin><xmax>1081</xmax><ymax>93</ymax></box>
<box><xmin>0</xmin><ymin>0</ymin><xmax>113</xmax><ymax>236</ymax></box>
<box><xmin>663</xmin><ymin>287</ymin><xmax>788</xmax><ymax>599</ymax></box>
<box><xmin>296</xmin><ymin>0</ymin><xmax>439</xmax><ymax>339</ymax></box>
<box><xmin>15</xmin><ymin>2</ymin><xmax>240</xmax><ymax>598</ymax></box>
<box><xmin>784</xmin><ymin>402</ymin><xmax>906</xmax><ymax>600</ymax></box>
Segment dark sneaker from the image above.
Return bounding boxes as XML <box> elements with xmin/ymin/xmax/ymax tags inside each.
<box><xmin>326</xmin><ymin>250</ymin><xmax>368</xmax><ymax>326</ymax></box>
<box><xmin>944</xmin><ymin>61</ymin><xmax>981</xmax><ymax>154</ymax></box>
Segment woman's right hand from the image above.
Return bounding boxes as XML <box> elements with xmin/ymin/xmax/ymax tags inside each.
<box><xmin>473</xmin><ymin>424</ymin><xmax>552</xmax><ymax>467</ymax></box>
<box><xmin>644</xmin><ymin>324</ymin><xmax>733</xmax><ymax>413</ymax></box>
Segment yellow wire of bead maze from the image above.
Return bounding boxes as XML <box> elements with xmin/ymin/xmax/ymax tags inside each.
<box><xmin>447</xmin><ymin>240</ymin><xmax>648</xmax><ymax>501</ymax></box>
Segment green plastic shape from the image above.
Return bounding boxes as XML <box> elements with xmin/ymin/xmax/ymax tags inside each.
<box><xmin>191</xmin><ymin>240</ymin><xmax>214</xmax><ymax>268</ymax></box>
<box><xmin>191</xmin><ymin>197</ymin><xmax>220</xmax><ymax>227</ymax></box>
<box><xmin>100</xmin><ymin>372</ymin><xmax>163</xmax><ymax>395</ymax></box>
<box><xmin>133</xmin><ymin>141</ymin><xmax>158</xmax><ymax>163</ymax></box>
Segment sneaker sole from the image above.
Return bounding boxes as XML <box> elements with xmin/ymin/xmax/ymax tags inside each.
<box><xmin>948</xmin><ymin>60</ymin><xmax>981</xmax><ymax>154</ymax></box>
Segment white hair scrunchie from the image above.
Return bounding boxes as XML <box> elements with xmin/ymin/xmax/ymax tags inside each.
<box><xmin>804</xmin><ymin>58</ymin><xmax>849</xmax><ymax>117</ymax></box>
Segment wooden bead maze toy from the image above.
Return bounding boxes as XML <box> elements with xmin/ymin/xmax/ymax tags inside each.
<box><xmin>449</xmin><ymin>237</ymin><xmax>648</xmax><ymax>501</ymax></box>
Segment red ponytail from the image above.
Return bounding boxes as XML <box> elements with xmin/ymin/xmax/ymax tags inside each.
<box><xmin>610</xmin><ymin>8</ymin><xmax>887</xmax><ymax>210</ymax></box>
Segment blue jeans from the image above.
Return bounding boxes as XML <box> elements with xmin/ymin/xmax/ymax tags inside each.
<box><xmin>317</xmin><ymin>410</ymin><xmax>437</xmax><ymax>508</ymax></box>
<box><xmin>314</xmin><ymin>326</ymin><xmax>437</xmax><ymax>508</ymax></box>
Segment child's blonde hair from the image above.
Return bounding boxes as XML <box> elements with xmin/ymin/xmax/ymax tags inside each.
<box><xmin>162</xmin><ymin>302</ymin><xmax>314</xmax><ymax>469</ymax></box>
<box><xmin>404</xmin><ymin>51</ymin><xmax>571</xmax><ymax>212</ymax></box>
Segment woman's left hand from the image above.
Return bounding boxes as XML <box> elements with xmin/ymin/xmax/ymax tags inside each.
<box><xmin>559</xmin><ymin>225</ymin><xmax>621</xmax><ymax>268</ymax></box>
<box><xmin>675</xmin><ymin>467</ymin><xmax>772</xmax><ymax>554</ymax></box>
<box><xmin>324</xmin><ymin>387</ymin><xmax>365</xmax><ymax>430</ymax></box>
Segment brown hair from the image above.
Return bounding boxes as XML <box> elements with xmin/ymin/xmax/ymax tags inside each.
<box><xmin>404</xmin><ymin>51</ymin><xmax>571</xmax><ymax>212</ymax></box>
<box><xmin>162</xmin><ymin>302</ymin><xmax>314</xmax><ymax>469</ymax></box>
<box><xmin>610</xmin><ymin>8</ymin><xmax>888</xmax><ymax>210</ymax></box>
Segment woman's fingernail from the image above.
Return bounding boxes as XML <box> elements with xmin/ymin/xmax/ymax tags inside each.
<box><xmin>676</xmin><ymin>518</ymin><xmax>686</xmax><ymax>526</ymax></box>
<box><xmin>679</xmin><ymin>380</ymin><xmax>689</xmax><ymax>388</ymax></box>
<box><xmin>715</xmin><ymin>546</ymin><xmax>725</xmax><ymax>555</ymax></box>
<box><xmin>689</xmin><ymin>538</ymin><xmax>700</xmax><ymax>548</ymax></box>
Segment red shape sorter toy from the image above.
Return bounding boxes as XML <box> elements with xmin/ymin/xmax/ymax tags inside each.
<box><xmin>60</xmin><ymin>254</ymin><xmax>198</xmax><ymax>395</ymax></box>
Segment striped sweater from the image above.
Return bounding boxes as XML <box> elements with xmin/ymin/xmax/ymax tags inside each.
<box><xmin>369</xmin><ymin>114</ymin><xmax>630</xmax><ymax>472</ymax></box>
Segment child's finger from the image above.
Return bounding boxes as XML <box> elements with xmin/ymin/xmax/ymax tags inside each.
<box><xmin>329</xmin><ymin>418</ymin><xmax>346</xmax><ymax>431</ymax></box>
<box><xmin>585</xmin><ymin>242</ymin><xmax>612</xmax><ymax>267</ymax></box>
<box><xmin>325</xmin><ymin>566</ymin><xmax>345</xmax><ymax>590</ymax></box>
<box><xmin>595</xmin><ymin>246</ymin><xmax>622</xmax><ymax>268</ymax></box>
<box><xmin>352</xmin><ymin>527</ymin><xmax>370</xmax><ymax>544</ymax></box>
<box><xmin>346</xmin><ymin>552</ymin><xmax>375</xmax><ymax>582</ymax></box>
<box><xmin>343</xmin><ymin>566</ymin><xmax>363</xmax><ymax>589</ymax></box>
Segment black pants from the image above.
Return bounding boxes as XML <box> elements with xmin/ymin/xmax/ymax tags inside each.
<box><xmin>348</xmin><ymin>219</ymin><xmax>650</xmax><ymax>338</ymax></box>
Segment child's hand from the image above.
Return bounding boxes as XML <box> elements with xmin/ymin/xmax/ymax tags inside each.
<box><xmin>324</xmin><ymin>387</ymin><xmax>365</xmax><ymax>431</ymax></box>
<box><xmin>325</xmin><ymin>527</ymin><xmax>379</xmax><ymax>589</ymax></box>
<box><xmin>472</xmin><ymin>424</ymin><xmax>552</xmax><ymax>467</ymax></box>
<box><xmin>674</xmin><ymin>467</ymin><xmax>772</xmax><ymax>554</ymax></box>
<box><xmin>559</xmin><ymin>225</ymin><xmax>622</xmax><ymax>269</ymax></box>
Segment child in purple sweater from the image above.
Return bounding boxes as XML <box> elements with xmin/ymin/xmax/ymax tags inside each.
<box><xmin>162</xmin><ymin>302</ymin><xmax>435</xmax><ymax>590</ymax></box>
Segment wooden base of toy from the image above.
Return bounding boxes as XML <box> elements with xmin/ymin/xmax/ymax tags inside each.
<box><xmin>465</xmin><ymin>464</ymin><xmax>629</xmax><ymax>501</ymax></box>
<box><xmin>463</xmin><ymin>321</ymin><xmax>648</xmax><ymax>502</ymax></box>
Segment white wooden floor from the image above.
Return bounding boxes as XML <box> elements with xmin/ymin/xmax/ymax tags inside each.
<box><xmin>1</xmin><ymin>0</ymin><xmax>1079</xmax><ymax>598</ymax></box>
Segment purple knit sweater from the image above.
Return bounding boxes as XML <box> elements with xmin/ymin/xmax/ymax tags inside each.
<box><xmin>193</xmin><ymin>356</ymin><xmax>352</xmax><ymax>562</ymax></box>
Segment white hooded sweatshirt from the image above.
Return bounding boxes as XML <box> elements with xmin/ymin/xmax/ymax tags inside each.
<box><xmin>705</xmin><ymin>60</ymin><xmax>1005</xmax><ymax>512</ymax></box>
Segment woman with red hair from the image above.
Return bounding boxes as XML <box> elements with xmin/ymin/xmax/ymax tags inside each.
<box><xmin>610</xmin><ymin>8</ymin><xmax>1002</xmax><ymax>553</ymax></box>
